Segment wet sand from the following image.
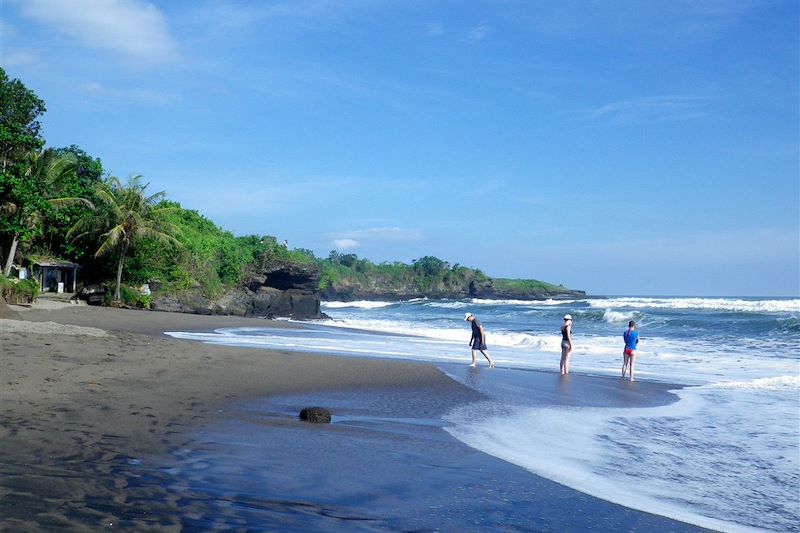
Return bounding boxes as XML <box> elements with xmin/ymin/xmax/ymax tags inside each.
<box><xmin>0</xmin><ymin>304</ymin><xmax>709</xmax><ymax>531</ymax></box>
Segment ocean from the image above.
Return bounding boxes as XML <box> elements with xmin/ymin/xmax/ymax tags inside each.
<box><xmin>168</xmin><ymin>296</ymin><xmax>800</xmax><ymax>531</ymax></box>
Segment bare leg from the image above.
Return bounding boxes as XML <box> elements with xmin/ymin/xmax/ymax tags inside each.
<box><xmin>622</xmin><ymin>352</ymin><xmax>629</xmax><ymax>379</ymax></box>
<box><xmin>560</xmin><ymin>347</ymin><xmax>570</xmax><ymax>374</ymax></box>
<box><xmin>469</xmin><ymin>349</ymin><xmax>477</xmax><ymax>367</ymax></box>
<box><xmin>629</xmin><ymin>353</ymin><xmax>636</xmax><ymax>382</ymax></box>
<box><xmin>479</xmin><ymin>349</ymin><xmax>495</xmax><ymax>367</ymax></box>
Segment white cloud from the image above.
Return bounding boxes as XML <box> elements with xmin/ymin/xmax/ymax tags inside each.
<box><xmin>518</xmin><ymin>195</ymin><xmax>545</xmax><ymax>206</ymax></box>
<box><xmin>337</xmin><ymin>227</ymin><xmax>424</xmax><ymax>241</ymax></box>
<box><xmin>81</xmin><ymin>82</ymin><xmax>175</xmax><ymax>105</ymax></box>
<box><xmin>425</xmin><ymin>22</ymin><xmax>444</xmax><ymax>37</ymax></box>
<box><xmin>1</xmin><ymin>49</ymin><xmax>39</xmax><ymax>68</ymax></box>
<box><xmin>0</xmin><ymin>20</ymin><xmax>19</xmax><ymax>40</ymax></box>
<box><xmin>328</xmin><ymin>227</ymin><xmax>425</xmax><ymax>253</ymax></box>
<box><xmin>466</xmin><ymin>24</ymin><xmax>491</xmax><ymax>41</ymax></box>
<box><xmin>582</xmin><ymin>95</ymin><xmax>710</xmax><ymax>122</ymax></box>
<box><xmin>173</xmin><ymin>179</ymin><xmax>324</xmax><ymax>216</ymax></box>
<box><xmin>333</xmin><ymin>239</ymin><xmax>360</xmax><ymax>250</ymax></box>
<box><xmin>19</xmin><ymin>0</ymin><xmax>178</xmax><ymax>63</ymax></box>
<box><xmin>183</xmin><ymin>0</ymin><xmax>376</xmax><ymax>33</ymax></box>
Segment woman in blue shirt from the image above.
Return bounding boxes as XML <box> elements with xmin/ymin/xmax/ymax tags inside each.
<box><xmin>622</xmin><ymin>320</ymin><xmax>639</xmax><ymax>381</ymax></box>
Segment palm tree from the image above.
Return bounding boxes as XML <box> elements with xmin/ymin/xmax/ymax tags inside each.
<box><xmin>68</xmin><ymin>174</ymin><xmax>180</xmax><ymax>303</ymax></box>
<box><xmin>2</xmin><ymin>148</ymin><xmax>89</xmax><ymax>276</ymax></box>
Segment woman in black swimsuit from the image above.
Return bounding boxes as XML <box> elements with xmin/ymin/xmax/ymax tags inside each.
<box><xmin>560</xmin><ymin>314</ymin><xmax>573</xmax><ymax>375</ymax></box>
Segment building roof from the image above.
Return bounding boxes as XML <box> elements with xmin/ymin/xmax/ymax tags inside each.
<box><xmin>30</xmin><ymin>259</ymin><xmax>81</xmax><ymax>268</ymax></box>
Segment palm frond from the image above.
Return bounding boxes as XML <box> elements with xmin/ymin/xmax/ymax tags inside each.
<box><xmin>94</xmin><ymin>225</ymin><xmax>125</xmax><ymax>257</ymax></box>
<box><xmin>144</xmin><ymin>190</ymin><xmax>167</xmax><ymax>206</ymax></box>
<box><xmin>48</xmin><ymin>197</ymin><xmax>94</xmax><ymax>209</ymax></box>
<box><xmin>67</xmin><ymin>216</ymin><xmax>101</xmax><ymax>240</ymax></box>
<box><xmin>137</xmin><ymin>226</ymin><xmax>182</xmax><ymax>247</ymax></box>
<box><xmin>93</xmin><ymin>187</ymin><xmax>124</xmax><ymax>219</ymax></box>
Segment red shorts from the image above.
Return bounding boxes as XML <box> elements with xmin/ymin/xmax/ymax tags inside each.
<box><xmin>624</xmin><ymin>348</ymin><xmax>635</xmax><ymax>356</ymax></box>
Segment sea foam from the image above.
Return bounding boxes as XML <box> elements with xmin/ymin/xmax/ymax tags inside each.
<box><xmin>708</xmin><ymin>375</ymin><xmax>800</xmax><ymax>390</ymax></box>
<box><xmin>444</xmin><ymin>386</ymin><xmax>790</xmax><ymax>532</ymax></box>
<box><xmin>322</xmin><ymin>300</ymin><xmax>395</xmax><ymax>309</ymax></box>
<box><xmin>602</xmin><ymin>309</ymin><xmax>636</xmax><ymax>323</ymax></box>
<box><xmin>588</xmin><ymin>297</ymin><xmax>800</xmax><ymax>314</ymax></box>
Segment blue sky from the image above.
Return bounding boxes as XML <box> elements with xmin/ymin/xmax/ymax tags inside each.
<box><xmin>2</xmin><ymin>0</ymin><xmax>798</xmax><ymax>296</ymax></box>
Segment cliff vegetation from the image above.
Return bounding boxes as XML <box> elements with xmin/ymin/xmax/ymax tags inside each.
<box><xmin>318</xmin><ymin>252</ymin><xmax>582</xmax><ymax>301</ymax></box>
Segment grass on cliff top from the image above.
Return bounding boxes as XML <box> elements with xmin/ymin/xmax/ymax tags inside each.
<box><xmin>491</xmin><ymin>278</ymin><xmax>571</xmax><ymax>294</ymax></box>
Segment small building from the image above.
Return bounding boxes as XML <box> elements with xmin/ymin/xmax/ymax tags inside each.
<box><xmin>30</xmin><ymin>259</ymin><xmax>80</xmax><ymax>293</ymax></box>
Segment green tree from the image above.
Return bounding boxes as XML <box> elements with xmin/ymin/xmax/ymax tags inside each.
<box><xmin>43</xmin><ymin>145</ymin><xmax>104</xmax><ymax>261</ymax></box>
<box><xmin>68</xmin><ymin>175</ymin><xmax>180</xmax><ymax>303</ymax></box>
<box><xmin>54</xmin><ymin>145</ymin><xmax>103</xmax><ymax>189</ymax></box>
<box><xmin>339</xmin><ymin>253</ymin><xmax>358</xmax><ymax>267</ymax></box>
<box><xmin>0</xmin><ymin>68</ymin><xmax>48</xmax><ymax>271</ymax></box>
<box><xmin>1</xmin><ymin>148</ymin><xmax>88</xmax><ymax>276</ymax></box>
<box><xmin>0</xmin><ymin>67</ymin><xmax>46</xmax><ymax>170</ymax></box>
<box><xmin>413</xmin><ymin>256</ymin><xmax>449</xmax><ymax>278</ymax></box>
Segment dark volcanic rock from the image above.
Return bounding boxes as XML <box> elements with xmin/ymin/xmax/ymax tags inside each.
<box><xmin>248</xmin><ymin>261</ymin><xmax>320</xmax><ymax>292</ymax></box>
<box><xmin>468</xmin><ymin>278</ymin><xmax>494</xmax><ymax>298</ymax></box>
<box><xmin>151</xmin><ymin>259</ymin><xmax>324</xmax><ymax>320</ymax></box>
<box><xmin>321</xmin><ymin>276</ymin><xmax>585</xmax><ymax>303</ymax></box>
<box><xmin>244</xmin><ymin>260</ymin><xmax>322</xmax><ymax>319</ymax></box>
<box><xmin>299</xmin><ymin>407</ymin><xmax>331</xmax><ymax>424</ymax></box>
<box><xmin>76</xmin><ymin>284</ymin><xmax>107</xmax><ymax>306</ymax></box>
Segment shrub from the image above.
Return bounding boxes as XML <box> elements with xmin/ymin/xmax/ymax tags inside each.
<box><xmin>136</xmin><ymin>294</ymin><xmax>151</xmax><ymax>309</ymax></box>
<box><xmin>0</xmin><ymin>276</ymin><xmax>40</xmax><ymax>304</ymax></box>
<box><xmin>100</xmin><ymin>283</ymin><xmax>135</xmax><ymax>307</ymax></box>
<box><xmin>17</xmin><ymin>279</ymin><xmax>40</xmax><ymax>303</ymax></box>
<box><xmin>103</xmin><ymin>284</ymin><xmax>149</xmax><ymax>308</ymax></box>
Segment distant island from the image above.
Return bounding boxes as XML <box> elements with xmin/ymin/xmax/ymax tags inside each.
<box><xmin>0</xmin><ymin>67</ymin><xmax>583</xmax><ymax>319</ymax></box>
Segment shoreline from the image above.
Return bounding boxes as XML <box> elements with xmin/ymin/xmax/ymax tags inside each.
<box><xmin>0</xmin><ymin>304</ymin><xmax>710</xmax><ymax>531</ymax></box>
<box><xmin>2</xmin><ymin>305</ymin><xmax>467</xmax><ymax>457</ymax></box>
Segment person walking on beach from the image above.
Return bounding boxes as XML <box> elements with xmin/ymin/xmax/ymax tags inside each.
<box><xmin>560</xmin><ymin>314</ymin><xmax>573</xmax><ymax>375</ymax></box>
<box><xmin>465</xmin><ymin>312</ymin><xmax>495</xmax><ymax>368</ymax></box>
<box><xmin>622</xmin><ymin>320</ymin><xmax>639</xmax><ymax>381</ymax></box>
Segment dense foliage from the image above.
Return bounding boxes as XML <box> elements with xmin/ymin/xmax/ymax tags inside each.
<box><xmin>120</xmin><ymin>208</ymin><xmax>311</xmax><ymax>298</ymax></box>
<box><xmin>0</xmin><ymin>67</ymin><xmax>45</xmax><ymax>169</ymax></box>
<box><xmin>319</xmin><ymin>251</ymin><xmax>492</xmax><ymax>295</ymax></box>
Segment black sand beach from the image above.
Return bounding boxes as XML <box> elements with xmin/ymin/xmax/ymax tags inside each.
<box><xmin>0</xmin><ymin>305</ymin><xmax>710</xmax><ymax>531</ymax></box>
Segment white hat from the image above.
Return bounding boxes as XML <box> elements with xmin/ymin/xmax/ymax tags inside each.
<box><xmin>465</xmin><ymin>312</ymin><xmax>473</xmax><ymax>320</ymax></box>
<box><xmin>564</xmin><ymin>314</ymin><xmax>572</xmax><ymax>320</ymax></box>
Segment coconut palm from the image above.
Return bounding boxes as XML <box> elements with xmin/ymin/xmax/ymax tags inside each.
<box><xmin>68</xmin><ymin>174</ymin><xmax>180</xmax><ymax>303</ymax></box>
<box><xmin>1</xmin><ymin>148</ymin><xmax>89</xmax><ymax>276</ymax></box>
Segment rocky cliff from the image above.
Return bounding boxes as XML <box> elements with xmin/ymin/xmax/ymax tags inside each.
<box><xmin>321</xmin><ymin>277</ymin><xmax>585</xmax><ymax>302</ymax></box>
<box><xmin>151</xmin><ymin>260</ymin><xmax>324</xmax><ymax>320</ymax></box>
